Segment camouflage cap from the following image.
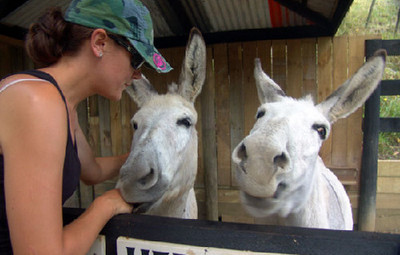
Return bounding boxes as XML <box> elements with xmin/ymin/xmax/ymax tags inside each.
<box><xmin>65</xmin><ymin>0</ymin><xmax>172</xmax><ymax>73</ymax></box>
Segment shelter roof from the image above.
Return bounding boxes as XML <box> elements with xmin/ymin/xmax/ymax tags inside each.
<box><xmin>0</xmin><ymin>0</ymin><xmax>353</xmax><ymax>47</ymax></box>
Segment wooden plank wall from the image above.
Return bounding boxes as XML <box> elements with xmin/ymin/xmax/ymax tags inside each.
<box><xmin>0</xmin><ymin>35</ymin><xmax>34</xmax><ymax>77</ymax></box>
<box><xmin>1</xmin><ymin>34</ymin><xmax>388</xmax><ymax>227</ymax></box>
<box><xmin>71</xmin><ymin>35</ymin><xmax>377</xmax><ymax>224</ymax></box>
<box><xmin>376</xmin><ymin>160</ymin><xmax>400</xmax><ymax>233</ymax></box>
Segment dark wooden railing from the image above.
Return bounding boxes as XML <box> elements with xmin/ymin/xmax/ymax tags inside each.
<box><xmin>63</xmin><ymin>208</ymin><xmax>400</xmax><ymax>255</ymax></box>
<box><xmin>358</xmin><ymin>39</ymin><xmax>400</xmax><ymax>231</ymax></box>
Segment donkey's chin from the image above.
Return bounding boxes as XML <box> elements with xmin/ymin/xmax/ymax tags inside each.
<box><xmin>240</xmin><ymin>182</ymin><xmax>286</xmax><ymax>217</ymax></box>
<box><xmin>240</xmin><ymin>190</ymin><xmax>285</xmax><ymax>217</ymax></box>
<box><xmin>132</xmin><ymin>202</ymin><xmax>153</xmax><ymax>214</ymax></box>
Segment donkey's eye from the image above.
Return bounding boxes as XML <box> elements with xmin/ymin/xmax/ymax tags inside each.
<box><xmin>256</xmin><ymin>110</ymin><xmax>265</xmax><ymax>119</ymax></box>
<box><xmin>177</xmin><ymin>117</ymin><xmax>192</xmax><ymax>128</ymax></box>
<box><xmin>312</xmin><ymin>124</ymin><xmax>327</xmax><ymax>140</ymax></box>
<box><xmin>133</xmin><ymin>122</ymin><xmax>138</xmax><ymax>130</ymax></box>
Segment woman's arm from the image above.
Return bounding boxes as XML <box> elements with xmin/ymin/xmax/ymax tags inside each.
<box><xmin>0</xmin><ymin>82</ymin><xmax>132</xmax><ymax>255</ymax></box>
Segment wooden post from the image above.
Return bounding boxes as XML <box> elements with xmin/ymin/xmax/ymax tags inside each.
<box><xmin>358</xmin><ymin>39</ymin><xmax>382</xmax><ymax>231</ymax></box>
<box><xmin>201</xmin><ymin>47</ymin><xmax>218</xmax><ymax>221</ymax></box>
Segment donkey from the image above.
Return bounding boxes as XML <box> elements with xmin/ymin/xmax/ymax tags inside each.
<box><xmin>232</xmin><ymin>50</ymin><xmax>386</xmax><ymax>230</ymax></box>
<box><xmin>116</xmin><ymin>28</ymin><xmax>206</xmax><ymax>219</ymax></box>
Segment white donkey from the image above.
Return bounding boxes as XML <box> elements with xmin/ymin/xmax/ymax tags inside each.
<box><xmin>116</xmin><ymin>28</ymin><xmax>206</xmax><ymax>219</ymax></box>
<box><xmin>232</xmin><ymin>50</ymin><xmax>386</xmax><ymax>230</ymax></box>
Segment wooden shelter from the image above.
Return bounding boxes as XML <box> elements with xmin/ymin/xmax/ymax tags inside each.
<box><xmin>2</xmin><ymin>0</ymin><xmax>396</xmax><ymax>232</ymax></box>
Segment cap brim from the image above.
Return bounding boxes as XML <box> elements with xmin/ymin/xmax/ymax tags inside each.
<box><xmin>128</xmin><ymin>39</ymin><xmax>172</xmax><ymax>73</ymax></box>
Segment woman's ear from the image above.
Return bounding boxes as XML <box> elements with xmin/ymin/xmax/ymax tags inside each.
<box><xmin>90</xmin><ymin>29</ymin><xmax>108</xmax><ymax>58</ymax></box>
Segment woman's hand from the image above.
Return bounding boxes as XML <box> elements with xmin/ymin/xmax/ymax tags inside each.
<box><xmin>97</xmin><ymin>189</ymin><xmax>133</xmax><ymax>216</ymax></box>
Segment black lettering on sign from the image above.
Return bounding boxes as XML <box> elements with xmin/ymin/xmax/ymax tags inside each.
<box><xmin>125</xmin><ymin>244</ymin><xmax>191</xmax><ymax>255</ymax></box>
<box><xmin>152</xmin><ymin>251</ymin><xmax>169</xmax><ymax>255</ymax></box>
<box><xmin>126</xmin><ymin>247</ymin><xmax>151</xmax><ymax>255</ymax></box>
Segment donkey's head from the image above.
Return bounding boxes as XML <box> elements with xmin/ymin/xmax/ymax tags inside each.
<box><xmin>116</xmin><ymin>28</ymin><xmax>206</xmax><ymax>216</ymax></box>
<box><xmin>232</xmin><ymin>50</ymin><xmax>386</xmax><ymax>218</ymax></box>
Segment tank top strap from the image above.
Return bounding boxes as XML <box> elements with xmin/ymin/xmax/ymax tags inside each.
<box><xmin>15</xmin><ymin>70</ymin><xmax>68</xmax><ymax>105</ymax></box>
<box><xmin>0</xmin><ymin>78</ymin><xmax>50</xmax><ymax>94</ymax></box>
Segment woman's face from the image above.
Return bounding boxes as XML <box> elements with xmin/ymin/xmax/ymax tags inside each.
<box><xmin>95</xmin><ymin>34</ymin><xmax>142</xmax><ymax>101</ymax></box>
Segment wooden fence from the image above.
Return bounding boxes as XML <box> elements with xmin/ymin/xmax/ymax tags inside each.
<box><xmin>69</xmin><ymin>35</ymin><xmax>379</xmax><ymax>224</ymax></box>
<box><xmin>0</xmin><ymin>34</ymin><xmax>380</xmax><ymax>225</ymax></box>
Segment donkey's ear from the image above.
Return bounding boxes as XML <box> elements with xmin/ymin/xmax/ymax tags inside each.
<box><xmin>178</xmin><ymin>27</ymin><xmax>206</xmax><ymax>103</ymax></box>
<box><xmin>317</xmin><ymin>49</ymin><xmax>386</xmax><ymax>123</ymax></box>
<box><xmin>254</xmin><ymin>58</ymin><xmax>286</xmax><ymax>104</ymax></box>
<box><xmin>126</xmin><ymin>75</ymin><xmax>158</xmax><ymax>108</ymax></box>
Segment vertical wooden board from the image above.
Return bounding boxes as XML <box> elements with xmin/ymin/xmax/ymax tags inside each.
<box><xmin>166</xmin><ymin>47</ymin><xmax>185</xmax><ymax>85</ymax></box>
<box><xmin>195</xmin><ymin>91</ymin><xmax>204</xmax><ymax>187</ymax></box>
<box><xmin>286</xmin><ymin>39</ymin><xmax>303</xmax><ymax>99</ymax></box>
<box><xmin>0</xmin><ymin>36</ymin><xmax>32</xmax><ymax>77</ymax></box>
<box><xmin>302</xmin><ymin>38</ymin><xmax>317</xmax><ymax>99</ymax></box>
<box><xmin>347</xmin><ymin>36</ymin><xmax>366</xmax><ymax>176</ymax></box>
<box><xmin>316</xmin><ymin>37</ymin><xmax>334</xmax><ymax>103</ymax></box>
<box><xmin>317</xmin><ymin>37</ymin><xmax>334</xmax><ymax>166</ymax></box>
<box><xmin>272</xmin><ymin>40</ymin><xmax>287</xmax><ymax>91</ymax></box>
<box><xmin>331</xmin><ymin>37</ymin><xmax>349</xmax><ymax>167</ymax></box>
<box><xmin>79</xmin><ymin>181</ymin><xmax>94</xmax><ymax>208</ymax></box>
<box><xmin>77</xmin><ymin>99</ymin><xmax>89</xmax><ymax>137</ymax></box>
<box><xmin>76</xmin><ymin>99</ymin><xmax>95</xmax><ymax>207</ymax></box>
<box><xmin>110</xmin><ymin>100</ymin><xmax>122</xmax><ymax>156</ymax></box>
<box><xmin>98</xmin><ymin>96</ymin><xmax>113</xmax><ymax>157</ymax></box>
<box><xmin>88</xmin><ymin>96</ymin><xmax>101</xmax><ymax>156</ymax></box>
<box><xmin>214</xmin><ymin>43</ymin><xmax>231</xmax><ymax>187</ymax></box>
<box><xmin>94</xmin><ymin>181</ymin><xmax>117</xmax><ymax>198</ymax></box>
<box><xmin>201</xmin><ymin>47</ymin><xmax>219</xmax><ymax>220</ymax></box>
<box><xmin>228</xmin><ymin>42</ymin><xmax>244</xmax><ymax>187</ymax></box>
<box><xmin>256</xmin><ymin>40</ymin><xmax>272</xmax><ymax>76</ymax></box>
<box><xmin>0</xmin><ymin>44</ymin><xmax>11</xmax><ymax>77</ymax></box>
<box><xmin>9</xmin><ymin>46</ymin><xmax>22</xmax><ymax>73</ymax></box>
<box><xmin>121</xmin><ymin>92</ymin><xmax>135</xmax><ymax>154</ymax></box>
<box><xmin>242</xmin><ymin>41</ymin><xmax>258</xmax><ymax>135</ymax></box>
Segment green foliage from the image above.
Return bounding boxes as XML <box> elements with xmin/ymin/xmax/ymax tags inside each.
<box><xmin>336</xmin><ymin>0</ymin><xmax>400</xmax><ymax>39</ymax></box>
<box><xmin>337</xmin><ymin>0</ymin><xmax>400</xmax><ymax>159</ymax></box>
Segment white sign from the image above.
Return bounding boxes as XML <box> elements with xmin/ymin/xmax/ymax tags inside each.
<box><xmin>117</xmin><ymin>237</ymin><xmax>296</xmax><ymax>255</ymax></box>
<box><xmin>87</xmin><ymin>235</ymin><xmax>106</xmax><ymax>255</ymax></box>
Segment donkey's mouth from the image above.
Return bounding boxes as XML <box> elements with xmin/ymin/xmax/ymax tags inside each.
<box><xmin>132</xmin><ymin>202</ymin><xmax>152</xmax><ymax>214</ymax></box>
<box><xmin>242</xmin><ymin>182</ymin><xmax>287</xmax><ymax>202</ymax></box>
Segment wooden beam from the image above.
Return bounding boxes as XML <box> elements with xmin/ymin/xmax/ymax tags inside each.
<box><xmin>163</xmin><ymin>0</ymin><xmax>193</xmax><ymax>35</ymax></box>
<box><xmin>0</xmin><ymin>0</ymin><xmax>29</xmax><ymax>19</ymax></box>
<box><xmin>274</xmin><ymin>0</ymin><xmax>334</xmax><ymax>32</ymax></box>
<box><xmin>0</xmin><ymin>24</ymin><xmax>27</xmax><ymax>41</ymax></box>
<box><xmin>154</xmin><ymin>25</ymin><xmax>332</xmax><ymax>48</ymax></box>
<box><xmin>331</xmin><ymin>0</ymin><xmax>354</xmax><ymax>33</ymax></box>
<box><xmin>381</xmin><ymin>80</ymin><xmax>400</xmax><ymax>96</ymax></box>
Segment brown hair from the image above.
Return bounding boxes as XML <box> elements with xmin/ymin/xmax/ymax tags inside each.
<box><xmin>25</xmin><ymin>7</ymin><xmax>94</xmax><ymax>67</ymax></box>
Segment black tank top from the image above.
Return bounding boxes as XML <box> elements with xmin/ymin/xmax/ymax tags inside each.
<box><xmin>0</xmin><ymin>70</ymin><xmax>81</xmax><ymax>253</ymax></box>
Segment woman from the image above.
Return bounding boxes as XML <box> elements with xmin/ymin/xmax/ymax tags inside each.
<box><xmin>0</xmin><ymin>0</ymin><xmax>171</xmax><ymax>254</ymax></box>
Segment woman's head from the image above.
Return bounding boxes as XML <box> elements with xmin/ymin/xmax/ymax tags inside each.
<box><xmin>26</xmin><ymin>0</ymin><xmax>171</xmax><ymax>73</ymax></box>
<box><xmin>65</xmin><ymin>0</ymin><xmax>171</xmax><ymax>73</ymax></box>
<box><xmin>25</xmin><ymin>7</ymin><xmax>94</xmax><ymax>68</ymax></box>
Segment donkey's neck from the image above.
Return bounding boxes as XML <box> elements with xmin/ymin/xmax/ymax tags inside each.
<box><xmin>282</xmin><ymin>158</ymin><xmax>352</xmax><ymax>229</ymax></box>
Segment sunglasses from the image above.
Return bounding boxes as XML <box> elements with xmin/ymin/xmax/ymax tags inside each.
<box><xmin>108</xmin><ymin>34</ymin><xmax>145</xmax><ymax>70</ymax></box>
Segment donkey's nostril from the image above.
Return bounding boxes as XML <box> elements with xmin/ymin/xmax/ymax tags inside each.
<box><xmin>237</xmin><ymin>143</ymin><xmax>247</xmax><ymax>160</ymax></box>
<box><xmin>273</xmin><ymin>152</ymin><xmax>288</xmax><ymax>169</ymax></box>
<box><xmin>138</xmin><ymin>168</ymin><xmax>156</xmax><ymax>187</ymax></box>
